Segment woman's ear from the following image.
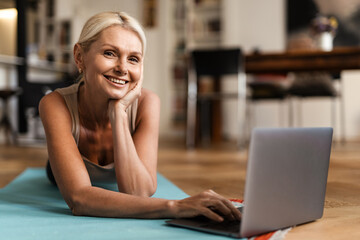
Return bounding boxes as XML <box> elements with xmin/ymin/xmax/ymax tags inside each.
<box><xmin>73</xmin><ymin>43</ymin><xmax>84</xmax><ymax>72</ymax></box>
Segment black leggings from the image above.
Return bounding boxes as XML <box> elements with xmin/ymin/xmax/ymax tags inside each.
<box><xmin>46</xmin><ymin>161</ymin><xmax>57</xmax><ymax>186</ymax></box>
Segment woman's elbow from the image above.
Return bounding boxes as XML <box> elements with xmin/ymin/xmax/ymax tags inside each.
<box><xmin>70</xmin><ymin>204</ymin><xmax>84</xmax><ymax>216</ymax></box>
<box><xmin>142</xmin><ymin>178</ymin><xmax>158</xmax><ymax>197</ymax></box>
<box><xmin>65</xmin><ymin>192</ymin><xmax>87</xmax><ymax>216</ymax></box>
<box><xmin>147</xmin><ymin>184</ymin><xmax>157</xmax><ymax>197</ymax></box>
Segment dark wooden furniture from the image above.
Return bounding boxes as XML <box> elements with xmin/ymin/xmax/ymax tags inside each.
<box><xmin>186</xmin><ymin>48</ymin><xmax>245</xmax><ymax>148</ymax></box>
<box><xmin>245</xmin><ymin>47</ymin><xmax>360</xmax><ymax>74</ymax></box>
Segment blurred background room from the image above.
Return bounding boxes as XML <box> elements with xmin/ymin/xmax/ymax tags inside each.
<box><xmin>2</xmin><ymin>0</ymin><xmax>360</xmax><ymax>147</ymax></box>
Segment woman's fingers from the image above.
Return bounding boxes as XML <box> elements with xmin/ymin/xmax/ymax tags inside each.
<box><xmin>202</xmin><ymin>190</ymin><xmax>241</xmax><ymax>221</ymax></box>
<box><xmin>200</xmin><ymin>207</ymin><xmax>224</xmax><ymax>222</ymax></box>
<box><xmin>174</xmin><ymin>190</ymin><xmax>242</xmax><ymax>222</ymax></box>
<box><xmin>124</xmin><ymin>79</ymin><xmax>142</xmax><ymax>103</ymax></box>
<box><xmin>108</xmin><ymin>81</ymin><xmax>142</xmax><ymax>114</ymax></box>
<box><xmin>223</xmin><ymin>199</ymin><xmax>242</xmax><ymax>221</ymax></box>
<box><xmin>207</xmin><ymin>199</ymin><xmax>240</xmax><ymax>222</ymax></box>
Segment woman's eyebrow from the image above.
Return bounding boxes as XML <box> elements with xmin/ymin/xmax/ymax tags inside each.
<box><xmin>101</xmin><ymin>43</ymin><xmax>143</xmax><ymax>56</ymax></box>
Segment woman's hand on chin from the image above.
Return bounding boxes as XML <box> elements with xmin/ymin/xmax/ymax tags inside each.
<box><xmin>108</xmin><ymin>77</ymin><xmax>143</xmax><ymax>119</ymax></box>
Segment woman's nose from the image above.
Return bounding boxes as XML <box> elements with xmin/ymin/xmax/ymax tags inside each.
<box><xmin>114</xmin><ymin>59</ymin><xmax>128</xmax><ymax>75</ymax></box>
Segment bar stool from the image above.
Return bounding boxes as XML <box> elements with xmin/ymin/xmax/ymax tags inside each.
<box><xmin>0</xmin><ymin>88</ymin><xmax>22</xmax><ymax>145</ymax></box>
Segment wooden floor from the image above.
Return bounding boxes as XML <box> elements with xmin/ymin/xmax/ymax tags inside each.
<box><xmin>1</xmin><ymin>139</ymin><xmax>360</xmax><ymax>239</ymax></box>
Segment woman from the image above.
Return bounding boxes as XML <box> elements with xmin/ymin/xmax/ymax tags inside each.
<box><xmin>39</xmin><ymin>11</ymin><xmax>240</xmax><ymax>222</ymax></box>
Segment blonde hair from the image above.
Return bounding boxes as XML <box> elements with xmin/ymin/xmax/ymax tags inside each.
<box><xmin>77</xmin><ymin>11</ymin><xmax>146</xmax><ymax>54</ymax></box>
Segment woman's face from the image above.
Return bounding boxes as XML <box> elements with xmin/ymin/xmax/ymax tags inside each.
<box><xmin>81</xmin><ymin>25</ymin><xmax>143</xmax><ymax>100</ymax></box>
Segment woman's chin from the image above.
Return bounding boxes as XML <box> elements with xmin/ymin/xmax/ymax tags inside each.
<box><xmin>105</xmin><ymin>88</ymin><xmax>128</xmax><ymax>100</ymax></box>
<box><xmin>108</xmin><ymin>94</ymin><xmax>125</xmax><ymax>100</ymax></box>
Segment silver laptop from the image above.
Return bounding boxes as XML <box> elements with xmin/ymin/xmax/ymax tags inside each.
<box><xmin>166</xmin><ymin>127</ymin><xmax>333</xmax><ymax>238</ymax></box>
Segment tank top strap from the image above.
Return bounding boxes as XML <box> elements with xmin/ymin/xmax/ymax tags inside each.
<box><xmin>55</xmin><ymin>81</ymin><xmax>82</xmax><ymax>144</ymax></box>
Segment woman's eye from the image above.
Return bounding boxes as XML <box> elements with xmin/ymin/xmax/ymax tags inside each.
<box><xmin>129</xmin><ymin>56</ymin><xmax>140</xmax><ymax>63</ymax></box>
<box><xmin>104</xmin><ymin>51</ymin><xmax>116</xmax><ymax>57</ymax></box>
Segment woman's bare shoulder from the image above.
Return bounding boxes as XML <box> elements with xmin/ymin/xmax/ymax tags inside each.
<box><xmin>138</xmin><ymin>88</ymin><xmax>160</xmax><ymax>107</ymax></box>
<box><xmin>39</xmin><ymin>91</ymin><xmax>64</xmax><ymax>107</ymax></box>
<box><xmin>135</xmin><ymin>88</ymin><xmax>160</xmax><ymax>124</ymax></box>
<box><xmin>39</xmin><ymin>91</ymin><xmax>71</xmax><ymax>126</ymax></box>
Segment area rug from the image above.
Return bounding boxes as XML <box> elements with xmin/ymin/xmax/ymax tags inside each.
<box><xmin>0</xmin><ymin>168</ymin><xmax>289</xmax><ymax>239</ymax></box>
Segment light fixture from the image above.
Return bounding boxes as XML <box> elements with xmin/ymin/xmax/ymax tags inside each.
<box><xmin>0</xmin><ymin>8</ymin><xmax>17</xmax><ymax>19</ymax></box>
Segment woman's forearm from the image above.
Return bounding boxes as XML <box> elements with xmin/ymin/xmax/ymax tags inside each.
<box><xmin>69</xmin><ymin>186</ymin><xmax>174</xmax><ymax>218</ymax></box>
<box><xmin>110</xmin><ymin>110</ymin><xmax>156</xmax><ymax>196</ymax></box>
<box><xmin>68</xmin><ymin>186</ymin><xmax>242</xmax><ymax>223</ymax></box>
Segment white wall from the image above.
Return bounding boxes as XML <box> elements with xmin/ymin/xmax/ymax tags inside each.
<box><xmin>336</xmin><ymin>71</ymin><xmax>360</xmax><ymax>139</ymax></box>
<box><xmin>221</xmin><ymin>0</ymin><xmax>286</xmax><ymax>140</ymax></box>
<box><xmin>222</xmin><ymin>0</ymin><xmax>285</xmax><ymax>52</ymax></box>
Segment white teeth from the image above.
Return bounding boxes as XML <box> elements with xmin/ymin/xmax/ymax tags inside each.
<box><xmin>108</xmin><ymin>77</ymin><xmax>126</xmax><ymax>85</ymax></box>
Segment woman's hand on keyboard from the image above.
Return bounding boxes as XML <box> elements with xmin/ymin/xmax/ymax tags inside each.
<box><xmin>168</xmin><ymin>190</ymin><xmax>242</xmax><ymax>222</ymax></box>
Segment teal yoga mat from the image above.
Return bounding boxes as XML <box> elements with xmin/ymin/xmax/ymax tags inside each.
<box><xmin>0</xmin><ymin>168</ymin><xmax>243</xmax><ymax>240</ymax></box>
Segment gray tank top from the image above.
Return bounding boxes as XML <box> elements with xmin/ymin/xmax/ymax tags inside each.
<box><xmin>55</xmin><ymin>81</ymin><xmax>138</xmax><ymax>183</ymax></box>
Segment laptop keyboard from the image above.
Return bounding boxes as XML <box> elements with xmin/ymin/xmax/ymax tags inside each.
<box><xmin>193</xmin><ymin>206</ymin><xmax>243</xmax><ymax>233</ymax></box>
<box><xmin>199</xmin><ymin>219</ymin><xmax>241</xmax><ymax>233</ymax></box>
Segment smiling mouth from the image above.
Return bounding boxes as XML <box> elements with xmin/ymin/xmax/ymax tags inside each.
<box><xmin>105</xmin><ymin>76</ymin><xmax>129</xmax><ymax>85</ymax></box>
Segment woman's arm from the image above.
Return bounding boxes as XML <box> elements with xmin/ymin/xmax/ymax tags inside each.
<box><xmin>39</xmin><ymin>91</ymin><xmax>240</xmax><ymax>221</ymax></box>
<box><xmin>109</xmin><ymin>88</ymin><xmax>160</xmax><ymax>196</ymax></box>
<box><xmin>39</xmin><ymin>91</ymin><xmax>165</xmax><ymax>218</ymax></box>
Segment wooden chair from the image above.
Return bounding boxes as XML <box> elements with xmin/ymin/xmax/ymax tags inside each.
<box><xmin>288</xmin><ymin>72</ymin><xmax>345</xmax><ymax>142</ymax></box>
<box><xmin>186</xmin><ymin>48</ymin><xmax>246</xmax><ymax>148</ymax></box>
<box><xmin>246</xmin><ymin>74</ymin><xmax>290</xmax><ymax>139</ymax></box>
